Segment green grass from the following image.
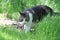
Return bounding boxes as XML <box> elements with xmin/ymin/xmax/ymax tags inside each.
<box><xmin>0</xmin><ymin>15</ymin><xmax>60</xmax><ymax>40</ymax></box>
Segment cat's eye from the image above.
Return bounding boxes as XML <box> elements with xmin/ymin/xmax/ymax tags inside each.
<box><xmin>20</xmin><ymin>19</ymin><xmax>23</xmax><ymax>22</ymax></box>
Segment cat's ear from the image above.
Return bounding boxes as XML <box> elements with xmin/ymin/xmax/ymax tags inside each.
<box><xmin>19</xmin><ymin>11</ymin><xmax>26</xmax><ymax>17</ymax></box>
<box><xmin>19</xmin><ymin>11</ymin><xmax>25</xmax><ymax>16</ymax></box>
<box><xmin>19</xmin><ymin>11</ymin><xmax>22</xmax><ymax>14</ymax></box>
<box><xmin>20</xmin><ymin>13</ymin><xmax>25</xmax><ymax>16</ymax></box>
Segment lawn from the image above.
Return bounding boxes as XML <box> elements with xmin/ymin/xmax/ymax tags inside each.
<box><xmin>0</xmin><ymin>15</ymin><xmax>60</xmax><ymax>40</ymax></box>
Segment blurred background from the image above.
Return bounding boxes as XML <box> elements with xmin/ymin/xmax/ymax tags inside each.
<box><xmin>0</xmin><ymin>0</ymin><xmax>60</xmax><ymax>13</ymax></box>
<box><xmin>0</xmin><ymin>0</ymin><xmax>60</xmax><ymax>20</ymax></box>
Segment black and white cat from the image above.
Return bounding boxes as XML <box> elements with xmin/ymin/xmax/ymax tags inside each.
<box><xmin>18</xmin><ymin>5</ymin><xmax>53</xmax><ymax>32</ymax></box>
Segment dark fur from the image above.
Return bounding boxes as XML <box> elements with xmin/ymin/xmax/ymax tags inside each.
<box><xmin>19</xmin><ymin>5</ymin><xmax>53</xmax><ymax>22</ymax></box>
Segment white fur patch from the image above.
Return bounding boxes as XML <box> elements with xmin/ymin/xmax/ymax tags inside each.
<box><xmin>24</xmin><ymin>12</ymin><xmax>33</xmax><ymax>32</ymax></box>
<box><xmin>28</xmin><ymin>12</ymin><xmax>33</xmax><ymax>26</ymax></box>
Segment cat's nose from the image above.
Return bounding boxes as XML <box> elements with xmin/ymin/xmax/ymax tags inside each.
<box><xmin>19</xmin><ymin>22</ymin><xmax>25</xmax><ymax>25</ymax></box>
